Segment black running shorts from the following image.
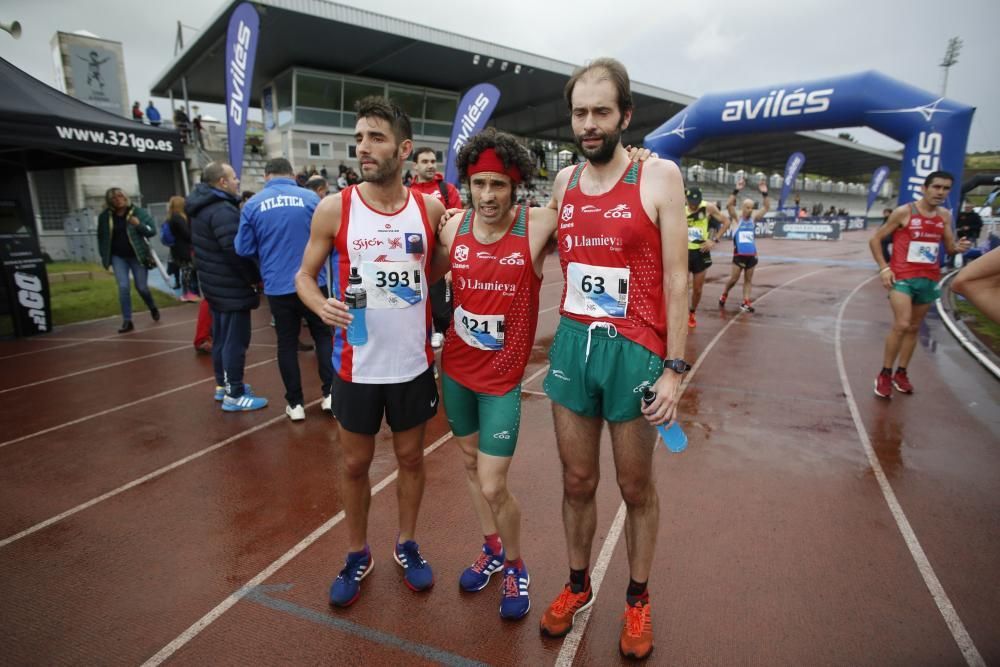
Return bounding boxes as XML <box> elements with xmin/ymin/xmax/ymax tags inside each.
<box><xmin>688</xmin><ymin>248</ymin><xmax>713</xmax><ymax>274</ymax></box>
<box><xmin>733</xmin><ymin>255</ymin><xmax>759</xmax><ymax>270</ymax></box>
<box><xmin>333</xmin><ymin>366</ymin><xmax>439</xmax><ymax>435</ymax></box>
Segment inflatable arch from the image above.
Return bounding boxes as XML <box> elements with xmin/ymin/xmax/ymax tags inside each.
<box><xmin>644</xmin><ymin>71</ymin><xmax>975</xmax><ymax>212</ymax></box>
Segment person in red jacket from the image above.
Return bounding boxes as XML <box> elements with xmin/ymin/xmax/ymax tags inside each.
<box><xmin>409</xmin><ymin>147</ymin><xmax>462</xmax><ymax>348</ymax></box>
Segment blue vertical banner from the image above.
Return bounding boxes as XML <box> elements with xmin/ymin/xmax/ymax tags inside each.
<box><xmin>865</xmin><ymin>165</ymin><xmax>890</xmax><ymax>215</ymax></box>
<box><xmin>444</xmin><ymin>83</ymin><xmax>501</xmax><ymax>186</ymax></box>
<box><xmin>778</xmin><ymin>151</ymin><xmax>805</xmax><ymax>211</ymax></box>
<box><xmin>225</xmin><ymin>2</ymin><xmax>260</xmax><ymax>179</ymax></box>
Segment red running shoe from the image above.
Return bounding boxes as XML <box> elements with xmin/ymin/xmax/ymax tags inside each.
<box><xmin>540</xmin><ymin>583</ymin><xmax>594</xmax><ymax>637</ymax></box>
<box><xmin>874</xmin><ymin>371</ymin><xmax>893</xmax><ymax>398</ymax></box>
<box><xmin>892</xmin><ymin>369</ymin><xmax>913</xmax><ymax>394</ymax></box>
<box><xmin>718</xmin><ymin>292</ymin><xmax>728</xmax><ymax>307</ymax></box>
<box><xmin>688</xmin><ymin>311</ymin><xmax>697</xmax><ymax>328</ymax></box>
<box><xmin>619</xmin><ymin>598</ymin><xmax>654</xmax><ymax>659</ymax></box>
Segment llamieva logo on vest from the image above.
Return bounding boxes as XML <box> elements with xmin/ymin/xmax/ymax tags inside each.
<box><xmin>561</xmin><ymin>235</ymin><xmax>623</xmax><ymax>253</ymax></box>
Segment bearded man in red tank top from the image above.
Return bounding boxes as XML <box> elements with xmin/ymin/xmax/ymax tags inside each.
<box><xmin>868</xmin><ymin>171</ymin><xmax>970</xmax><ymax>399</ymax></box>
<box><xmin>537</xmin><ymin>58</ymin><xmax>690</xmax><ymax>660</ymax></box>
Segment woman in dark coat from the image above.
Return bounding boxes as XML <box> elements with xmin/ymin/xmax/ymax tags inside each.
<box><xmin>167</xmin><ymin>195</ymin><xmax>199</xmax><ymax>301</ymax></box>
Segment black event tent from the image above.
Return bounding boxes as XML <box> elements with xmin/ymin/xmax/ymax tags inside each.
<box><xmin>0</xmin><ymin>56</ymin><xmax>183</xmax><ymax>170</ymax></box>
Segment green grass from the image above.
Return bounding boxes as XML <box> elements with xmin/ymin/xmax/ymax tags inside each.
<box><xmin>50</xmin><ymin>279</ymin><xmax>178</xmax><ymax>326</ymax></box>
<box><xmin>48</xmin><ymin>260</ymin><xmax>107</xmax><ymax>274</ymax></box>
<box><xmin>954</xmin><ymin>297</ymin><xmax>1000</xmax><ymax>356</ymax></box>
<box><xmin>965</xmin><ymin>153</ymin><xmax>1000</xmax><ymax>170</ymax></box>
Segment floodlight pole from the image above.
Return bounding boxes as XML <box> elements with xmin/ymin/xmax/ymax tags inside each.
<box><xmin>940</xmin><ymin>36</ymin><xmax>962</xmax><ymax>97</ymax></box>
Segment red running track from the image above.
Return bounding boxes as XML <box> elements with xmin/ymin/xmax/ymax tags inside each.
<box><xmin>0</xmin><ymin>233</ymin><xmax>997</xmax><ymax>666</ymax></box>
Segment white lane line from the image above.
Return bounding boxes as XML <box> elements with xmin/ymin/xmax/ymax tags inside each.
<box><xmin>0</xmin><ymin>358</ymin><xmax>276</xmax><ymax>450</ymax></box>
<box><xmin>936</xmin><ymin>271</ymin><xmax>1000</xmax><ymax>379</ymax></box>
<box><xmin>554</xmin><ymin>503</ymin><xmax>627</xmax><ymax>667</ymax></box>
<box><xmin>0</xmin><ymin>322</ymin><xmax>277</xmax><ymax>392</ymax></box>
<box><xmin>0</xmin><ymin>317</ymin><xmax>199</xmax><ymax>360</ymax></box>
<box><xmin>140</xmin><ymin>428</ymin><xmax>457</xmax><ymax>667</ymax></box>
<box><xmin>556</xmin><ymin>267</ymin><xmax>829</xmax><ymax>666</ymax></box>
<box><xmin>0</xmin><ymin>396</ymin><xmax>324</xmax><ymax>550</ymax></box>
<box><xmin>0</xmin><ymin>345</ymin><xmax>193</xmax><ymax>395</ymax></box>
<box><xmin>834</xmin><ymin>275</ymin><xmax>985</xmax><ymax>667</ymax></box>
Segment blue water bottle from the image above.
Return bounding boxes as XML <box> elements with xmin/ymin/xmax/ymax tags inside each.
<box><xmin>344</xmin><ymin>267</ymin><xmax>368</xmax><ymax>346</ymax></box>
<box><xmin>642</xmin><ymin>388</ymin><xmax>687</xmax><ymax>453</ymax></box>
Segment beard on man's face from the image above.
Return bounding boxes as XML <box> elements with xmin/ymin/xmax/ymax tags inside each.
<box><xmin>574</xmin><ymin>123</ymin><xmax>623</xmax><ymax>165</ymax></box>
<box><xmin>361</xmin><ymin>153</ymin><xmax>402</xmax><ymax>184</ymax></box>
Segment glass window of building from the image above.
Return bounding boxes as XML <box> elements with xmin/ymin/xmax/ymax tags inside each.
<box><xmin>343</xmin><ymin>80</ymin><xmax>386</xmax><ymax>112</ymax></box>
<box><xmin>387</xmin><ymin>86</ymin><xmax>424</xmax><ymax>119</ymax></box>
<box><xmin>424</xmin><ymin>94</ymin><xmax>457</xmax><ymax>122</ymax></box>
<box><xmin>309</xmin><ymin>141</ymin><xmax>333</xmax><ymax>158</ymax></box>
<box><xmin>296</xmin><ymin>73</ymin><xmax>342</xmax><ymax>126</ymax></box>
<box><xmin>274</xmin><ymin>71</ymin><xmax>293</xmax><ymax>127</ymax></box>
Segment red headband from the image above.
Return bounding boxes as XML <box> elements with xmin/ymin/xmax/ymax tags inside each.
<box><xmin>467</xmin><ymin>148</ymin><xmax>522</xmax><ymax>184</ymax></box>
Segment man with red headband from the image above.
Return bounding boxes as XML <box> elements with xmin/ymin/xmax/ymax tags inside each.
<box><xmin>429</xmin><ymin>129</ymin><xmax>550</xmax><ymax>620</ymax></box>
<box><xmin>539</xmin><ymin>58</ymin><xmax>688</xmax><ymax>661</ymax></box>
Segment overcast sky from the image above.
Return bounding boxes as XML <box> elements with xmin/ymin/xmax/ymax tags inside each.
<box><xmin>3</xmin><ymin>0</ymin><xmax>998</xmax><ymax>153</ymax></box>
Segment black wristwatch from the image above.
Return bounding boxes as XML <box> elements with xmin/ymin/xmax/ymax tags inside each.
<box><xmin>664</xmin><ymin>358</ymin><xmax>692</xmax><ymax>374</ymax></box>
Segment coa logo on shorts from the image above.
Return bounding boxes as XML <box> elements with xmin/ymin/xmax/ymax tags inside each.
<box><xmin>454</xmin><ymin>244</ymin><xmax>469</xmax><ymax>263</ymax></box>
<box><xmin>561</xmin><ymin>204</ymin><xmax>574</xmax><ymax>222</ymax></box>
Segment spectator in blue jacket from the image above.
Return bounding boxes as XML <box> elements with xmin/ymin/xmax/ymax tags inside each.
<box><xmin>146</xmin><ymin>101</ymin><xmax>162</xmax><ymax>127</ymax></box>
<box><xmin>188</xmin><ymin>161</ymin><xmax>268</xmax><ymax>412</ymax></box>
<box><xmin>236</xmin><ymin>157</ymin><xmax>333</xmax><ymax>421</ymax></box>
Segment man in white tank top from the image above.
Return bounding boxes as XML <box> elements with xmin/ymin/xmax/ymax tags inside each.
<box><xmin>297</xmin><ymin>97</ymin><xmax>447</xmax><ymax>608</ymax></box>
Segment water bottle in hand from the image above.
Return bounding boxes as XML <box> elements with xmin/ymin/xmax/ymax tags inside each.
<box><xmin>344</xmin><ymin>267</ymin><xmax>368</xmax><ymax>346</ymax></box>
<box><xmin>642</xmin><ymin>388</ymin><xmax>687</xmax><ymax>453</ymax></box>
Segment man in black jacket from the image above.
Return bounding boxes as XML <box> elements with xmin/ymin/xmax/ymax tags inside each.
<box><xmin>188</xmin><ymin>162</ymin><xmax>269</xmax><ymax>412</ymax></box>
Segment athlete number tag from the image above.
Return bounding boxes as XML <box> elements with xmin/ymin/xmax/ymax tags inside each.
<box><xmin>454</xmin><ymin>305</ymin><xmax>505</xmax><ymax>351</ymax></box>
<box><xmin>906</xmin><ymin>240</ymin><xmax>939</xmax><ymax>264</ymax></box>
<box><xmin>688</xmin><ymin>227</ymin><xmax>704</xmax><ymax>242</ymax></box>
<box><xmin>737</xmin><ymin>230</ymin><xmax>754</xmax><ymax>245</ymax></box>
<box><xmin>360</xmin><ymin>260</ymin><xmax>423</xmax><ymax>308</ymax></box>
<box><xmin>564</xmin><ymin>262</ymin><xmax>629</xmax><ymax>319</ymax></box>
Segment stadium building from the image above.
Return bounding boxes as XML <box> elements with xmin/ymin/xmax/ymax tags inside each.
<box><xmin>151</xmin><ymin>0</ymin><xmax>901</xmax><ymax>211</ymax></box>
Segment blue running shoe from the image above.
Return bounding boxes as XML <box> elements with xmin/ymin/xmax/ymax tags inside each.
<box><xmin>499</xmin><ymin>564</ymin><xmax>530</xmax><ymax>620</ymax></box>
<box><xmin>329</xmin><ymin>550</ymin><xmax>373</xmax><ymax>607</ymax></box>
<box><xmin>393</xmin><ymin>540</ymin><xmax>434</xmax><ymax>591</ymax></box>
<box><xmin>459</xmin><ymin>543</ymin><xmax>505</xmax><ymax>592</ymax></box>
<box><xmin>221</xmin><ymin>393</ymin><xmax>268</xmax><ymax>412</ymax></box>
<box><xmin>215</xmin><ymin>383</ymin><xmax>251</xmax><ymax>401</ymax></box>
